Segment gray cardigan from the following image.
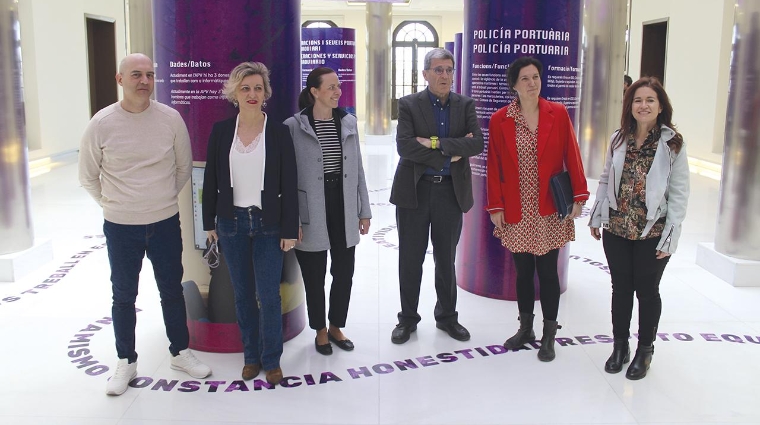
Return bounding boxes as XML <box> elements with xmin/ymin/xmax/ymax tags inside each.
<box><xmin>284</xmin><ymin>108</ymin><xmax>371</xmax><ymax>252</ymax></box>
<box><xmin>588</xmin><ymin>125</ymin><xmax>690</xmax><ymax>254</ymax></box>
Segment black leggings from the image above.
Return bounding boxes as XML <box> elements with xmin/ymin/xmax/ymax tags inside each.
<box><xmin>512</xmin><ymin>248</ymin><xmax>560</xmax><ymax>321</ymax></box>
<box><xmin>602</xmin><ymin>230</ymin><xmax>670</xmax><ymax>346</ymax></box>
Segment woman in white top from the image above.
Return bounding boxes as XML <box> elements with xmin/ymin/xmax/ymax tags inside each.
<box><xmin>202</xmin><ymin>62</ymin><xmax>298</xmax><ymax>385</ymax></box>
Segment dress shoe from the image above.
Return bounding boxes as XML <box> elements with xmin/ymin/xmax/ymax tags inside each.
<box><xmin>328</xmin><ymin>331</ymin><xmax>355</xmax><ymax>351</ymax></box>
<box><xmin>391</xmin><ymin>323</ymin><xmax>417</xmax><ymax>344</ymax></box>
<box><xmin>265</xmin><ymin>367</ymin><xmax>283</xmax><ymax>385</ymax></box>
<box><xmin>436</xmin><ymin>321</ymin><xmax>471</xmax><ymax>341</ymax></box>
<box><xmin>314</xmin><ymin>337</ymin><xmax>333</xmax><ymax>355</ymax></box>
<box><xmin>241</xmin><ymin>364</ymin><xmax>260</xmax><ymax>380</ymax></box>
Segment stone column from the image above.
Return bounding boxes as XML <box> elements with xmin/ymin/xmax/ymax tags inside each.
<box><xmin>576</xmin><ymin>0</ymin><xmax>628</xmax><ymax>179</ymax></box>
<box><xmin>365</xmin><ymin>2</ymin><xmax>392</xmax><ymax>135</ymax></box>
<box><xmin>0</xmin><ymin>0</ymin><xmax>33</xmax><ymax>255</ymax></box>
<box><xmin>715</xmin><ymin>0</ymin><xmax>760</xmax><ymax>261</ymax></box>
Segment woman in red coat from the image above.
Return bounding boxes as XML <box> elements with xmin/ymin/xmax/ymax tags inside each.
<box><xmin>486</xmin><ymin>56</ymin><xmax>588</xmax><ymax>362</ymax></box>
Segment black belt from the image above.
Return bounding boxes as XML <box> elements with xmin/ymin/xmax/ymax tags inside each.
<box><xmin>234</xmin><ymin>205</ymin><xmax>261</xmax><ymax>211</ymax></box>
<box><xmin>324</xmin><ymin>173</ymin><xmax>341</xmax><ymax>183</ymax></box>
<box><xmin>420</xmin><ymin>175</ymin><xmax>452</xmax><ymax>183</ymax></box>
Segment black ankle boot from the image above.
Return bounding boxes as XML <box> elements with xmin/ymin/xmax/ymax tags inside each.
<box><xmin>503</xmin><ymin>313</ymin><xmax>535</xmax><ymax>350</ymax></box>
<box><xmin>604</xmin><ymin>339</ymin><xmax>630</xmax><ymax>373</ymax></box>
<box><xmin>537</xmin><ymin>320</ymin><xmax>561</xmax><ymax>362</ymax></box>
<box><xmin>625</xmin><ymin>344</ymin><xmax>654</xmax><ymax>380</ymax></box>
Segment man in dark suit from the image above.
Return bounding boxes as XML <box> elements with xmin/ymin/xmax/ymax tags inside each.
<box><xmin>389</xmin><ymin>48</ymin><xmax>484</xmax><ymax>344</ymax></box>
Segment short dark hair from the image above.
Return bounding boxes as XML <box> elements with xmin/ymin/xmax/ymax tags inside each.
<box><xmin>624</xmin><ymin>74</ymin><xmax>633</xmax><ymax>87</ymax></box>
<box><xmin>506</xmin><ymin>56</ymin><xmax>543</xmax><ymax>93</ymax></box>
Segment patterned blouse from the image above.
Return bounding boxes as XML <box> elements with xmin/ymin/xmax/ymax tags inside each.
<box><xmin>493</xmin><ymin>101</ymin><xmax>575</xmax><ymax>256</ymax></box>
<box><xmin>607</xmin><ymin>128</ymin><xmax>666</xmax><ymax>240</ymax></box>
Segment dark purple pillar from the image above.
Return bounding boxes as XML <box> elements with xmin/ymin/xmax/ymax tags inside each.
<box><xmin>153</xmin><ymin>0</ymin><xmax>301</xmax><ymax>161</ymax></box>
<box><xmin>458</xmin><ymin>0</ymin><xmax>582</xmax><ymax>300</ymax></box>
<box><xmin>153</xmin><ymin>0</ymin><xmax>305</xmax><ymax>349</ymax></box>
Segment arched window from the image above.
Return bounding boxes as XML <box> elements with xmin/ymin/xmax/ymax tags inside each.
<box><xmin>392</xmin><ymin>21</ymin><xmax>438</xmax><ymax>118</ymax></box>
<box><xmin>302</xmin><ymin>20</ymin><xmax>337</xmax><ymax>28</ymax></box>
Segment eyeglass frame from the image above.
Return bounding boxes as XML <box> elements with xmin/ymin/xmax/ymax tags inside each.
<box><xmin>427</xmin><ymin>66</ymin><xmax>455</xmax><ymax>76</ymax></box>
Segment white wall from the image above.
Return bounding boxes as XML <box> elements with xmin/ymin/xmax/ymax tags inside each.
<box><xmin>19</xmin><ymin>0</ymin><xmax>126</xmax><ymax>161</ymax></box>
<box><xmin>628</xmin><ymin>0</ymin><xmax>733</xmax><ymax>164</ymax></box>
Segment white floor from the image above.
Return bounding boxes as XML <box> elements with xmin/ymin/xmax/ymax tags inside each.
<box><xmin>3</xmin><ymin>143</ymin><xmax>760</xmax><ymax>425</ymax></box>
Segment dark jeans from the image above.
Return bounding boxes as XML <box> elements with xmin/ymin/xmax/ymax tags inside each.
<box><xmin>103</xmin><ymin>213</ymin><xmax>189</xmax><ymax>363</ymax></box>
<box><xmin>396</xmin><ymin>178</ymin><xmax>463</xmax><ymax>325</ymax></box>
<box><xmin>295</xmin><ymin>176</ymin><xmax>356</xmax><ymax>330</ymax></box>
<box><xmin>217</xmin><ymin>206</ymin><xmax>284</xmax><ymax>370</ymax></box>
<box><xmin>603</xmin><ymin>230</ymin><xmax>670</xmax><ymax>346</ymax></box>
<box><xmin>512</xmin><ymin>249</ymin><xmax>561</xmax><ymax>321</ymax></box>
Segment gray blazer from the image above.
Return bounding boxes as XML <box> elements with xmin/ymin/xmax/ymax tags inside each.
<box><xmin>390</xmin><ymin>89</ymin><xmax>484</xmax><ymax>212</ymax></box>
<box><xmin>284</xmin><ymin>108</ymin><xmax>371</xmax><ymax>252</ymax></box>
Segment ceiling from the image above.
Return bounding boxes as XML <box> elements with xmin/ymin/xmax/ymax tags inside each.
<box><xmin>300</xmin><ymin>0</ymin><xmax>464</xmax><ymax>13</ymax></box>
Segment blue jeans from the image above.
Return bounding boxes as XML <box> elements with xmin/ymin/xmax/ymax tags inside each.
<box><xmin>217</xmin><ymin>206</ymin><xmax>284</xmax><ymax>370</ymax></box>
<box><xmin>103</xmin><ymin>213</ymin><xmax>189</xmax><ymax>363</ymax></box>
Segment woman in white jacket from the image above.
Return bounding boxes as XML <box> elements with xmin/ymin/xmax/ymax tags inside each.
<box><xmin>589</xmin><ymin>77</ymin><xmax>689</xmax><ymax>380</ymax></box>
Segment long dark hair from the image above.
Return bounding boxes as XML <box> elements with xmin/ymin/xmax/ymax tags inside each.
<box><xmin>298</xmin><ymin>67</ymin><xmax>336</xmax><ymax>110</ymax></box>
<box><xmin>613</xmin><ymin>76</ymin><xmax>683</xmax><ymax>152</ymax></box>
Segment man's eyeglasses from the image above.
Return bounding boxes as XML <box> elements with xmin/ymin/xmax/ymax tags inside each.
<box><xmin>429</xmin><ymin>66</ymin><xmax>455</xmax><ymax>76</ymax></box>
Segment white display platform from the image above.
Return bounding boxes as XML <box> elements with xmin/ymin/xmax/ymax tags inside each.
<box><xmin>0</xmin><ymin>239</ymin><xmax>54</xmax><ymax>282</ymax></box>
<box><xmin>696</xmin><ymin>242</ymin><xmax>760</xmax><ymax>287</ymax></box>
<box><xmin>364</xmin><ymin>134</ymin><xmax>395</xmax><ymax>145</ymax></box>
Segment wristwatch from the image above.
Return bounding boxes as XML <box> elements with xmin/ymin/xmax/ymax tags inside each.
<box><xmin>430</xmin><ymin>136</ymin><xmax>439</xmax><ymax>149</ymax></box>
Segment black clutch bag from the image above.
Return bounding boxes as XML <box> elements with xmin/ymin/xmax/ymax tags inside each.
<box><xmin>550</xmin><ymin>171</ymin><xmax>574</xmax><ymax>219</ymax></box>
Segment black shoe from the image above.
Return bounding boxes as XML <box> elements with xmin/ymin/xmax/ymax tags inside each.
<box><xmin>625</xmin><ymin>344</ymin><xmax>654</xmax><ymax>380</ymax></box>
<box><xmin>435</xmin><ymin>321</ymin><xmax>471</xmax><ymax>341</ymax></box>
<box><xmin>503</xmin><ymin>313</ymin><xmax>535</xmax><ymax>349</ymax></box>
<box><xmin>391</xmin><ymin>323</ymin><xmax>417</xmax><ymax>344</ymax></box>
<box><xmin>537</xmin><ymin>320</ymin><xmax>561</xmax><ymax>362</ymax></box>
<box><xmin>328</xmin><ymin>331</ymin><xmax>355</xmax><ymax>351</ymax></box>
<box><xmin>604</xmin><ymin>339</ymin><xmax>630</xmax><ymax>374</ymax></box>
<box><xmin>314</xmin><ymin>337</ymin><xmax>333</xmax><ymax>355</ymax></box>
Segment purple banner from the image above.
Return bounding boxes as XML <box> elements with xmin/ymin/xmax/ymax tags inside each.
<box><xmin>301</xmin><ymin>28</ymin><xmax>357</xmax><ymax>115</ymax></box>
<box><xmin>454</xmin><ymin>33</ymin><xmax>463</xmax><ymax>94</ymax></box>
<box><xmin>457</xmin><ymin>0</ymin><xmax>582</xmax><ymax>300</ymax></box>
<box><xmin>443</xmin><ymin>42</ymin><xmax>454</xmax><ymax>93</ymax></box>
<box><xmin>445</xmin><ymin>41</ymin><xmax>456</xmax><ymax>93</ymax></box>
<box><xmin>153</xmin><ymin>0</ymin><xmax>301</xmax><ymax>161</ymax></box>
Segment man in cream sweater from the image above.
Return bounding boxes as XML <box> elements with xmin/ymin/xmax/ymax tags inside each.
<box><xmin>79</xmin><ymin>53</ymin><xmax>211</xmax><ymax>396</ymax></box>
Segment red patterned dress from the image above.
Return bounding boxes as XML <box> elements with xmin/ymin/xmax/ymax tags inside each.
<box><xmin>493</xmin><ymin>101</ymin><xmax>575</xmax><ymax>255</ymax></box>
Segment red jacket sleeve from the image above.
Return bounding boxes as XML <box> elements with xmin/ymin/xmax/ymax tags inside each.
<box><xmin>486</xmin><ymin>107</ymin><xmax>507</xmax><ymax>213</ymax></box>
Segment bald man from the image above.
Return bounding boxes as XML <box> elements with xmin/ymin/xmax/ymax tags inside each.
<box><xmin>79</xmin><ymin>53</ymin><xmax>211</xmax><ymax>396</ymax></box>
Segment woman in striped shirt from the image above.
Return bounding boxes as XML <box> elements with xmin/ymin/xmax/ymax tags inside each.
<box><xmin>284</xmin><ymin>67</ymin><xmax>372</xmax><ymax>355</ymax></box>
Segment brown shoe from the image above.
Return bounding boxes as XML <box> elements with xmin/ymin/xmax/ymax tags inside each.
<box><xmin>265</xmin><ymin>367</ymin><xmax>283</xmax><ymax>385</ymax></box>
<box><xmin>242</xmin><ymin>364</ymin><xmax>260</xmax><ymax>380</ymax></box>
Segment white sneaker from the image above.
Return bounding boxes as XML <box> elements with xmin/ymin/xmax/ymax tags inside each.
<box><xmin>170</xmin><ymin>349</ymin><xmax>212</xmax><ymax>378</ymax></box>
<box><xmin>105</xmin><ymin>359</ymin><xmax>137</xmax><ymax>396</ymax></box>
